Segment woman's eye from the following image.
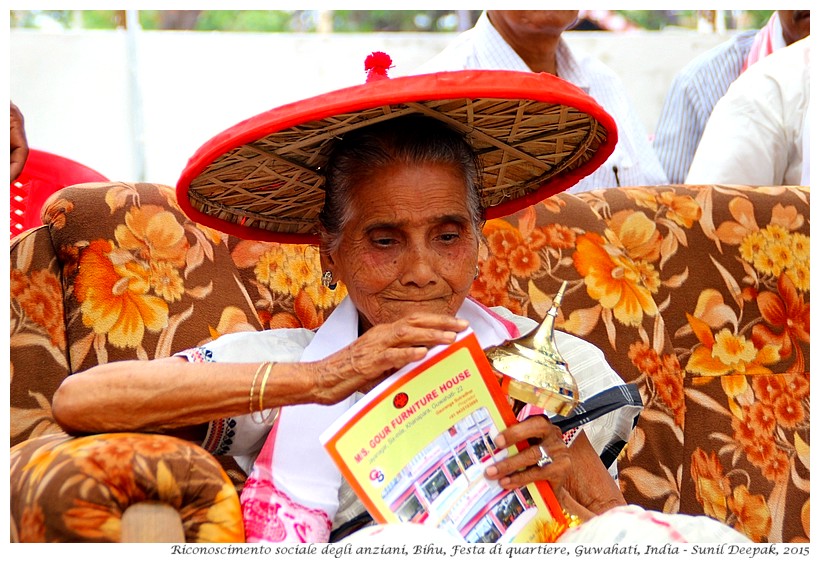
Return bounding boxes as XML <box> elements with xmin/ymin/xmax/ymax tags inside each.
<box><xmin>372</xmin><ymin>236</ymin><xmax>396</xmax><ymax>247</ymax></box>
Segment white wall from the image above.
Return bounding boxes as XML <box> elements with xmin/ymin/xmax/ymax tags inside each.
<box><xmin>10</xmin><ymin>29</ymin><xmax>727</xmax><ymax>185</ymax></box>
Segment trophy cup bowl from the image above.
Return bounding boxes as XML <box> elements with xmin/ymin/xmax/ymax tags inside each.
<box><xmin>484</xmin><ymin>281</ymin><xmax>579</xmax><ymax>416</ymax></box>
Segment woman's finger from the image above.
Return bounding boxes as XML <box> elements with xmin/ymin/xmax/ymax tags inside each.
<box><xmin>484</xmin><ymin>416</ymin><xmax>571</xmax><ymax>490</ymax></box>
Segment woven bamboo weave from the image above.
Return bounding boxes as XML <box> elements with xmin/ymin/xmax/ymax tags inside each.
<box><xmin>188</xmin><ymin>97</ymin><xmax>606</xmax><ymax>237</ymax></box>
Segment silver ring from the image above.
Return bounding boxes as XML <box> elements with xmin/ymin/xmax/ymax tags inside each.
<box><xmin>536</xmin><ymin>444</ymin><xmax>553</xmax><ymax>468</ymax></box>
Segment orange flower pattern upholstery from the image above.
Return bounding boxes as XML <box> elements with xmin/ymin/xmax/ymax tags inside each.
<box><xmin>10</xmin><ymin>182</ymin><xmax>809</xmax><ymax>542</ymax></box>
<box><xmin>10</xmin><ymin>432</ymin><xmax>243</xmax><ymax>542</ymax></box>
<box><xmin>471</xmin><ymin>185</ymin><xmax>809</xmax><ymax>543</ymax></box>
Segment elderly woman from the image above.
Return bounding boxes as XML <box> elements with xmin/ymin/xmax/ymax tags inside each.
<box><xmin>52</xmin><ymin>59</ymin><xmax>742</xmax><ymax>543</ymax></box>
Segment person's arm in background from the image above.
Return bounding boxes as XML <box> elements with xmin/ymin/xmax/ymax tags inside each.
<box><xmin>653</xmin><ymin>73</ymin><xmax>711</xmax><ymax>185</ymax></box>
<box><xmin>686</xmin><ymin>39</ymin><xmax>809</xmax><ymax>186</ymax></box>
<box><xmin>10</xmin><ymin>102</ymin><xmax>29</xmax><ymax>181</ymax></box>
<box><xmin>685</xmin><ymin>81</ymin><xmax>784</xmax><ymax>186</ymax></box>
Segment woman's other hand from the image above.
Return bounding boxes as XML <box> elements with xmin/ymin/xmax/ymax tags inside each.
<box><xmin>484</xmin><ymin>415</ymin><xmax>572</xmax><ymax>493</ymax></box>
<box><xmin>484</xmin><ymin>415</ymin><xmax>626</xmax><ymax>518</ymax></box>
<box><xmin>311</xmin><ymin>313</ymin><xmax>469</xmax><ymax>404</ymax></box>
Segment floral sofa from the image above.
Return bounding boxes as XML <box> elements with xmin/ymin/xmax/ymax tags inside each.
<box><xmin>10</xmin><ymin>181</ymin><xmax>809</xmax><ymax>542</ymax></box>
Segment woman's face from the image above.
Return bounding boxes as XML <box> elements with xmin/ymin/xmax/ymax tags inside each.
<box><xmin>325</xmin><ymin>162</ymin><xmax>480</xmax><ymax>331</ymax></box>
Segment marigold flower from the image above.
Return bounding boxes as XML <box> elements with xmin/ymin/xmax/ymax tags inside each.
<box><xmin>657</xmin><ymin>191</ymin><xmax>702</xmax><ymax>228</ymax></box>
<box><xmin>789</xmin><ymin>233</ymin><xmax>809</xmax><ymax>261</ymax></box>
<box><xmin>523</xmin><ymin>227</ymin><xmax>548</xmax><ymax>251</ymax></box>
<box><xmin>150</xmin><ymin>261</ymin><xmax>185</xmax><ymax>302</ymax></box>
<box><xmin>745</xmin><ymin>402</ymin><xmax>778</xmax><ymax>436</ymax></box>
<box><xmin>752</xmin><ymin>376</ymin><xmax>785</xmax><ymax>406</ymax></box>
<box><xmin>653</xmin><ymin>369</ymin><xmax>685</xmax><ymax>426</ymax></box>
<box><xmin>739</xmin><ymin>231</ymin><xmax>766</xmax><ymax>264</ymax></box>
<box><xmin>728</xmin><ymin>485</ymin><xmax>772</xmax><ymax>542</ymax></box>
<box><xmin>712</xmin><ymin>329</ymin><xmax>757</xmax><ymax>367</ymax></box>
<box><xmin>743</xmin><ymin>437</ymin><xmax>777</xmax><ymax>470</ymax></box>
<box><xmin>74</xmin><ymin>240</ymin><xmax>168</xmax><ymax>348</ymax></box>
<box><xmin>759</xmin><ymin>448</ymin><xmax>790</xmax><ymax>482</ymax></box>
<box><xmin>773</xmin><ymin>396</ymin><xmax>804</xmax><ymax>429</ymax></box>
<box><xmin>478</xmin><ymin>256</ymin><xmax>511</xmax><ymax>292</ymax></box>
<box><xmin>508</xmin><ymin>245</ymin><xmax>540</xmax><ymax>278</ymax></box>
<box><xmin>628</xmin><ymin>341</ymin><xmax>661</xmax><ymax>375</ymax></box>
<box><xmin>12</xmin><ymin>268</ymin><xmax>66</xmax><ymax>349</ymax></box>
<box><xmin>783</xmin><ymin>372</ymin><xmax>809</xmax><ymax>401</ymax></box>
<box><xmin>690</xmin><ymin>448</ymin><xmax>730</xmax><ymax>521</ymax></box>
<box><xmin>115</xmin><ymin>204</ymin><xmax>189</xmax><ymax>267</ymax></box>
<box><xmin>732</xmin><ymin>410</ymin><xmax>759</xmax><ymax>447</ymax></box>
<box><xmin>607</xmin><ymin>210</ymin><xmax>662</xmax><ymax>262</ymax></box>
<box><xmin>763</xmin><ymin>224</ymin><xmax>790</xmax><ymax>244</ymax></box>
<box><xmin>542</xmin><ymin>223</ymin><xmax>576</xmax><ymax>249</ymax></box>
<box><xmin>486</xmin><ymin>227</ymin><xmax>523</xmax><ymax>257</ymax></box>
<box><xmin>573</xmin><ymin>232</ymin><xmax>657</xmax><ymax>327</ymax></box>
<box><xmin>305</xmin><ymin>281</ymin><xmax>348</xmax><ymax>310</ymax></box>
<box><xmin>787</xmin><ymin>262</ymin><xmax>810</xmax><ymax>293</ymax></box>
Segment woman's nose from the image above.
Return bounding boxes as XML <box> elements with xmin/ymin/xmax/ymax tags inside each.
<box><xmin>399</xmin><ymin>244</ymin><xmax>438</xmax><ymax>287</ymax></box>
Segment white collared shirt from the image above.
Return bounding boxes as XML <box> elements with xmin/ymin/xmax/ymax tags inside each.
<box><xmin>685</xmin><ymin>37</ymin><xmax>810</xmax><ymax>186</ymax></box>
<box><xmin>415</xmin><ymin>12</ymin><xmax>668</xmax><ymax>193</ymax></box>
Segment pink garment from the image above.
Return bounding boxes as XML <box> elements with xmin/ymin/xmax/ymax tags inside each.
<box><xmin>242</xmin><ymin>420</ymin><xmax>334</xmax><ymax>542</ymax></box>
<box><xmin>742</xmin><ymin>12</ymin><xmax>781</xmax><ymax>72</ymax></box>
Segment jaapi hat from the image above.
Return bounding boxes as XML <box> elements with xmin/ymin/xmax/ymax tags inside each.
<box><xmin>177</xmin><ymin>52</ymin><xmax>617</xmax><ymax>244</ymax></box>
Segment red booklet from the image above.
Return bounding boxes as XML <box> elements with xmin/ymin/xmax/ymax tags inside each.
<box><xmin>321</xmin><ymin>330</ymin><xmax>566</xmax><ymax>542</ymax></box>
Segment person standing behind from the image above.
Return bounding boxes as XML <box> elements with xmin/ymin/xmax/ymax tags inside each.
<box><xmin>653</xmin><ymin>10</ymin><xmax>809</xmax><ymax>184</ymax></box>
<box><xmin>685</xmin><ymin>37</ymin><xmax>810</xmax><ymax>186</ymax></box>
<box><xmin>416</xmin><ymin>10</ymin><xmax>667</xmax><ymax>193</ymax></box>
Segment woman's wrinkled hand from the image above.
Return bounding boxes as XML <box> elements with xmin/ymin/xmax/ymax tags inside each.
<box><xmin>484</xmin><ymin>415</ymin><xmax>571</xmax><ymax>494</ymax></box>
<box><xmin>310</xmin><ymin>313</ymin><xmax>469</xmax><ymax>404</ymax></box>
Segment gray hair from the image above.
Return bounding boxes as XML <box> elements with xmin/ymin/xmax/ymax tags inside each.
<box><xmin>318</xmin><ymin>114</ymin><xmax>484</xmax><ymax>252</ymax></box>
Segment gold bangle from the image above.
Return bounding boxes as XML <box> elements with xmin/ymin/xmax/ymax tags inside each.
<box><xmin>253</xmin><ymin>362</ymin><xmax>278</xmax><ymax>424</ymax></box>
<box><xmin>249</xmin><ymin>362</ymin><xmax>267</xmax><ymax>417</ymax></box>
<box><xmin>258</xmin><ymin>362</ymin><xmax>273</xmax><ymax>415</ymax></box>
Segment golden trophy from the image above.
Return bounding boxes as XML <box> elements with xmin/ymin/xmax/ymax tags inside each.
<box><xmin>485</xmin><ymin>280</ymin><xmax>579</xmax><ymax>416</ymax></box>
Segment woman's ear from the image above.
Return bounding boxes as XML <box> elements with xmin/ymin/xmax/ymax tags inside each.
<box><xmin>318</xmin><ymin>235</ymin><xmax>337</xmax><ymax>273</ymax></box>
<box><xmin>319</xmin><ymin>252</ymin><xmax>334</xmax><ymax>274</ymax></box>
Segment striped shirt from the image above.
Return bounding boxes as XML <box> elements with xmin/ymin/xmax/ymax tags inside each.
<box><xmin>415</xmin><ymin>12</ymin><xmax>668</xmax><ymax>193</ymax></box>
<box><xmin>652</xmin><ymin>30</ymin><xmax>757</xmax><ymax>184</ymax></box>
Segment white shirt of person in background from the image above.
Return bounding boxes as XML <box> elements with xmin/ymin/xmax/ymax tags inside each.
<box><xmin>415</xmin><ymin>11</ymin><xmax>668</xmax><ymax>193</ymax></box>
<box><xmin>686</xmin><ymin>37</ymin><xmax>810</xmax><ymax>187</ymax></box>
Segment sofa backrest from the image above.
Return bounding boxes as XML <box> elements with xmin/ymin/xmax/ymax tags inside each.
<box><xmin>10</xmin><ymin>181</ymin><xmax>809</xmax><ymax>542</ymax></box>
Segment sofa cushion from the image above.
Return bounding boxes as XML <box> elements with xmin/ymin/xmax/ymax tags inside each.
<box><xmin>10</xmin><ymin>432</ymin><xmax>244</xmax><ymax>542</ymax></box>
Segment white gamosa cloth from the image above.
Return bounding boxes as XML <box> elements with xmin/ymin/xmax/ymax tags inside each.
<box><xmin>182</xmin><ymin>297</ymin><xmax>630</xmax><ymax>542</ymax></box>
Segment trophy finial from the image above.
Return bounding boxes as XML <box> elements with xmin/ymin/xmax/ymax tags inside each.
<box><xmin>485</xmin><ymin>281</ymin><xmax>578</xmax><ymax>416</ymax></box>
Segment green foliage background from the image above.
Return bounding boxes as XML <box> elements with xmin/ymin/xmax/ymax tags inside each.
<box><xmin>11</xmin><ymin>9</ymin><xmax>775</xmax><ymax>32</ymax></box>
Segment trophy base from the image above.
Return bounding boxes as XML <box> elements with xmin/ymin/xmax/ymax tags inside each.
<box><xmin>502</xmin><ymin>376</ymin><xmax>577</xmax><ymax>417</ymax></box>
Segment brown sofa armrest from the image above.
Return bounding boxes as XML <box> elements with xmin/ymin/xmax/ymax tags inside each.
<box><xmin>10</xmin><ymin>225</ymin><xmax>70</xmax><ymax>447</ymax></box>
<box><xmin>10</xmin><ymin>432</ymin><xmax>244</xmax><ymax>542</ymax></box>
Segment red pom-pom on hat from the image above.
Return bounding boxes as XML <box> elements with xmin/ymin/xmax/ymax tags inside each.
<box><xmin>364</xmin><ymin>51</ymin><xmax>393</xmax><ymax>82</ymax></box>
